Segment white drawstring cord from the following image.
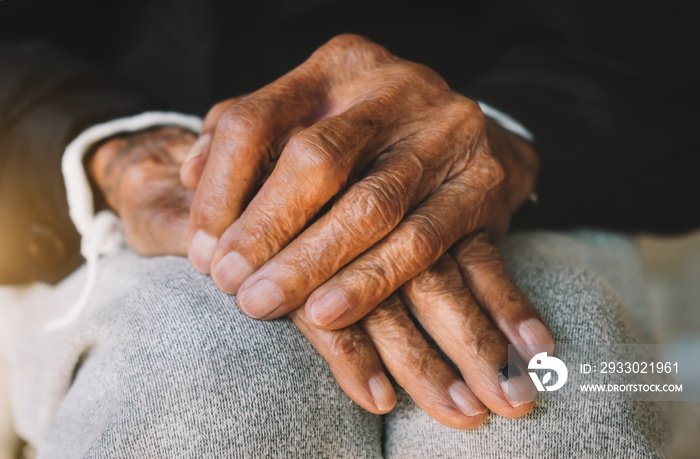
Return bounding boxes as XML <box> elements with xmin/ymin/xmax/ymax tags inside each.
<box><xmin>478</xmin><ymin>102</ymin><xmax>534</xmax><ymax>142</ymax></box>
<box><xmin>44</xmin><ymin>211</ymin><xmax>125</xmax><ymax>330</ymax></box>
<box><xmin>47</xmin><ymin>112</ymin><xmax>203</xmax><ymax>331</ymax></box>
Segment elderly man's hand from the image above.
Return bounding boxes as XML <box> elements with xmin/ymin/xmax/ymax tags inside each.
<box><xmin>181</xmin><ymin>34</ymin><xmax>539</xmax><ymax>333</ymax></box>
<box><xmin>293</xmin><ymin>232</ymin><xmax>546</xmax><ymax>429</ymax></box>
<box><xmin>89</xmin><ymin>126</ymin><xmax>196</xmax><ymax>256</ymax></box>
<box><xmin>88</xmin><ymin>126</ymin><xmax>548</xmax><ymax>429</ymax></box>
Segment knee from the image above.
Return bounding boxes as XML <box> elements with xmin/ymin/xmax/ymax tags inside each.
<box><xmin>498</xmin><ymin>233</ymin><xmax>644</xmax><ymax>344</ymax></box>
<box><xmin>77</xmin><ymin>255</ymin><xmax>381</xmax><ymax>456</ymax></box>
<box><xmin>97</xmin><ymin>255</ymin><xmax>325</xmax><ymax>388</ymax></box>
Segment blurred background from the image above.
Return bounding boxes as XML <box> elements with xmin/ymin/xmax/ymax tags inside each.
<box><xmin>639</xmin><ymin>231</ymin><xmax>700</xmax><ymax>459</ymax></box>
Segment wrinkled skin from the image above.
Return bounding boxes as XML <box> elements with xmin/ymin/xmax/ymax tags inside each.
<box><xmin>89</xmin><ymin>35</ymin><xmax>553</xmax><ymax>429</ymax></box>
<box><xmin>180</xmin><ymin>34</ymin><xmax>539</xmax><ymax>332</ymax></box>
<box><xmin>90</xmin><ymin>127</ymin><xmax>195</xmax><ymax>256</ymax></box>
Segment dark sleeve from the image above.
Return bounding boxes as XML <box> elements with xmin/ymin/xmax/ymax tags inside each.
<box><xmin>465</xmin><ymin>0</ymin><xmax>700</xmax><ymax>234</ymax></box>
<box><xmin>0</xmin><ymin>40</ymin><xmax>162</xmax><ymax>285</ymax></box>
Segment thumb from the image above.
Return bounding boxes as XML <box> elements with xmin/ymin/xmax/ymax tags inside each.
<box><xmin>181</xmin><ymin>97</ymin><xmax>243</xmax><ymax>189</ymax></box>
<box><xmin>180</xmin><ymin>133</ymin><xmax>211</xmax><ymax>189</ymax></box>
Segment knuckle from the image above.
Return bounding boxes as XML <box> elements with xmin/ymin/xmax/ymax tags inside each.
<box><xmin>217</xmin><ymin>97</ymin><xmax>276</xmax><ymax>140</ymax></box>
<box><xmin>280</xmin><ymin>243</ymin><xmax>330</xmax><ymax>285</ymax></box>
<box><xmin>400</xmin><ymin>215</ymin><xmax>446</xmax><ymax>268</ymax></box>
<box><xmin>411</xmin><ymin>347</ymin><xmax>441</xmax><ymax>377</ymax></box>
<box><xmin>398</xmin><ymin>61</ymin><xmax>450</xmax><ymax>90</ymax></box>
<box><xmin>471</xmin><ymin>327</ymin><xmax>508</xmax><ymax>361</ymax></box>
<box><xmin>405</xmin><ymin>256</ymin><xmax>464</xmax><ymax>296</ymax></box>
<box><xmin>326</xmin><ymin>33</ymin><xmax>389</xmax><ymax>58</ymax></box>
<box><xmin>206</xmin><ymin>99</ymin><xmax>235</xmax><ymax>124</ymax></box>
<box><xmin>239</xmin><ymin>211</ymin><xmax>291</xmax><ymax>258</ymax></box>
<box><xmin>363</xmin><ymin>296</ymin><xmax>409</xmax><ymax>329</ymax></box>
<box><xmin>422</xmin><ymin>99</ymin><xmax>486</xmax><ymax>170</ymax></box>
<box><xmin>284</xmin><ymin>129</ymin><xmax>344</xmax><ymax>178</ymax></box>
<box><xmin>455</xmin><ymin>151</ymin><xmax>506</xmax><ymax>196</ymax></box>
<box><xmin>352</xmin><ymin>256</ymin><xmax>394</xmax><ymax>296</ymax></box>
<box><xmin>457</xmin><ymin>231</ymin><xmax>494</xmax><ymax>257</ymax></box>
<box><xmin>329</xmin><ymin>328</ymin><xmax>373</xmax><ymax>363</ymax></box>
<box><xmin>316</xmin><ymin>34</ymin><xmax>393</xmax><ymax>76</ymax></box>
<box><xmin>363</xmin><ymin>299</ymin><xmax>437</xmax><ymax>366</ymax></box>
<box><xmin>456</xmin><ymin>237</ymin><xmax>505</xmax><ymax>273</ymax></box>
<box><xmin>444</xmin><ymin>97</ymin><xmax>487</xmax><ymax>136</ymax></box>
<box><xmin>504</xmin><ymin>284</ymin><xmax>527</xmax><ymax>306</ymax></box>
<box><xmin>483</xmin><ymin>154</ymin><xmax>506</xmax><ymax>185</ymax></box>
<box><xmin>326</xmin><ymin>33</ymin><xmax>371</xmax><ymax>48</ymax></box>
<box><xmin>218</xmin><ymin>107</ymin><xmax>255</xmax><ymax>140</ymax></box>
<box><xmin>337</xmin><ymin>175</ymin><xmax>408</xmax><ymax>243</ymax></box>
<box><xmin>453</xmin><ymin>96</ymin><xmax>484</xmax><ymax>120</ymax></box>
<box><xmin>444</xmin><ymin>297</ymin><xmax>507</xmax><ymax>361</ymax></box>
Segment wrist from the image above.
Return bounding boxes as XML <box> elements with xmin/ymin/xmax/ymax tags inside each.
<box><xmin>485</xmin><ymin>119</ymin><xmax>539</xmax><ymax>213</ymax></box>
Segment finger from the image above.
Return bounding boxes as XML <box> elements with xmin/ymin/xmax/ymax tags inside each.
<box><xmin>180</xmin><ymin>133</ymin><xmax>212</xmax><ymax>190</ymax></box>
<box><xmin>452</xmin><ymin>231</ymin><xmax>554</xmax><ymax>361</ymax></box>
<box><xmin>288</xmin><ymin>307</ymin><xmax>396</xmax><ymax>414</ymax></box>
<box><xmin>181</xmin><ymin>99</ymin><xmax>233</xmax><ymax>190</ymax></box>
<box><xmin>360</xmin><ymin>294</ymin><xmax>489</xmax><ymax>429</ymax></box>
<box><xmin>209</xmin><ymin>101</ymin><xmax>408</xmax><ymax>294</ymax></box>
<box><xmin>186</xmin><ymin>36</ymin><xmax>382</xmax><ymax>273</ymax></box>
<box><xmin>232</xmin><ymin>134</ymin><xmax>458</xmax><ymax>318</ymax></box>
<box><xmin>401</xmin><ymin>254</ymin><xmax>537</xmax><ymax>417</ymax></box>
<box><xmin>303</xmin><ymin>152</ymin><xmax>506</xmax><ymax>328</ymax></box>
<box><xmin>186</xmin><ymin>96</ymin><xmax>307</xmax><ymax>274</ymax></box>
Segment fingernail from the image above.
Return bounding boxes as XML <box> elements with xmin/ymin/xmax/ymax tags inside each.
<box><xmin>308</xmin><ymin>289</ymin><xmax>350</xmax><ymax>327</ymax></box>
<box><xmin>184</xmin><ymin>133</ymin><xmax>210</xmax><ymax>163</ymax></box>
<box><xmin>499</xmin><ymin>363</ymin><xmax>536</xmax><ymax>408</ymax></box>
<box><xmin>189</xmin><ymin>230</ymin><xmax>217</xmax><ymax>274</ymax></box>
<box><xmin>237</xmin><ymin>279</ymin><xmax>284</xmax><ymax>319</ymax></box>
<box><xmin>212</xmin><ymin>251</ymin><xmax>254</xmax><ymax>294</ymax></box>
<box><xmin>449</xmin><ymin>381</ymin><xmax>487</xmax><ymax>417</ymax></box>
<box><xmin>369</xmin><ymin>373</ymin><xmax>395</xmax><ymax>412</ymax></box>
<box><xmin>519</xmin><ymin>318</ymin><xmax>555</xmax><ymax>358</ymax></box>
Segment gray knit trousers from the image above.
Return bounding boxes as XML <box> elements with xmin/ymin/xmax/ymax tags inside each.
<box><xmin>8</xmin><ymin>231</ymin><xmax>669</xmax><ymax>458</ymax></box>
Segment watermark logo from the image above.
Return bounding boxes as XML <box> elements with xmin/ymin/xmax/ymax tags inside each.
<box><xmin>528</xmin><ymin>352</ymin><xmax>568</xmax><ymax>391</ymax></box>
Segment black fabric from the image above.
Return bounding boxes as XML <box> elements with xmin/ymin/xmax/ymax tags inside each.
<box><xmin>1</xmin><ymin>0</ymin><xmax>698</xmax><ymax>284</ymax></box>
<box><xmin>0</xmin><ymin>41</ymin><xmax>162</xmax><ymax>284</ymax></box>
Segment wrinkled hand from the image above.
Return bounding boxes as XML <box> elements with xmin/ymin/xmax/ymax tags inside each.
<box><xmin>180</xmin><ymin>34</ymin><xmax>539</xmax><ymax>332</ymax></box>
<box><xmin>299</xmin><ymin>232</ymin><xmax>549</xmax><ymax>429</ymax></box>
<box><xmin>89</xmin><ymin>127</ymin><xmax>196</xmax><ymax>256</ymax></box>
<box><xmin>89</xmin><ymin>127</ymin><xmax>549</xmax><ymax>429</ymax></box>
